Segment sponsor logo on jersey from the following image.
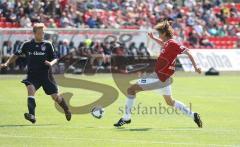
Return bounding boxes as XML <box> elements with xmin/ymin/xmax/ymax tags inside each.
<box><xmin>28</xmin><ymin>51</ymin><xmax>45</xmax><ymax>56</ymax></box>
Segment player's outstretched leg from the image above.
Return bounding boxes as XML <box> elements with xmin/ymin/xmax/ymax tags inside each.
<box><xmin>51</xmin><ymin>94</ymin><xmax>72</xmax><ymax>121</ymax></box>
<box><xmin>163</xmin><ymin>95</ymin><xmax>202</xmax><ymax>128</ymax></box>
<box><xmin>114</xmin><ymin>84</ymin><xmax>143</xmax><ymax>127</ymax></box>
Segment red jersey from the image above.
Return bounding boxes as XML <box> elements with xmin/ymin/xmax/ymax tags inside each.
<box><xmin>155</xmin><ymin>39</ymin><xmax>187</xmax><ymax>82</ymax></box>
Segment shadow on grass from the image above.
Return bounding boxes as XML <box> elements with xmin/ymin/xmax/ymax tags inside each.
<box><xmin>0</xmin><ymin>124</ymin><xmax>57</xmax><ymax>128</ymax></box>
<box><xmin>116</xmin><ymin>127</ymin><xmax>152</xmax><ymax>132</ymax></box>
<box><xmin>165</xmin><ymin>127</ymin><xmax>200</xmax><ymax>130</ymax></box>
<box><xmin>115</xmin><ymin>126</ymin><xmax>200</xmax><ymax>132</ymax></box>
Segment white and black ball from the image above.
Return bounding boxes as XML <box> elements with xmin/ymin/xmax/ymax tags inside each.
<box><xmin>91</xmin><ymin>106</ymin><xmax>104</xmax><ymax>119</ymax></box>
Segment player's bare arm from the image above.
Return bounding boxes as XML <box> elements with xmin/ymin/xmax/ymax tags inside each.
<box><xmin>184</xmin><ymin>50</ymin><xmax>201</xmax><ymax>74</ymax></box>
<box><xmin>147</xmin><ymin>32</ymin><xmax>164</xmax><ymax>46</ymax></box>
<box><xmin>44</xmin><ymin>59</ymin><xmax>58</xmax><ymax>67</ymax></box>
<box><xmin>0</xmin><ymin>55</ymin><xmax>18</xmax><ymax>68</ymax></box>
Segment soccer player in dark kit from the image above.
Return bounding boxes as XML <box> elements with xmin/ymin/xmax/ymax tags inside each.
<box><xmin>0</xmin><ymin>23</ymin><xmax>71</xmax><ymax>123</ymax></box>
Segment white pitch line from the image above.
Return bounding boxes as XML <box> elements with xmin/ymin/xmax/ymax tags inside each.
<box><xmin>0</xmin><ymin>124</ymin><xmax>236</xmax><ymax>131</ymax></box>
<box><xmin>1</xmin><ymin>124</ymin><xmax>238</xmax><ymax>133</ymax></box>
<box><xmin>0</xmin><ymin>134</ymin><xmax>237</xmax><ymax>147</ymax></box>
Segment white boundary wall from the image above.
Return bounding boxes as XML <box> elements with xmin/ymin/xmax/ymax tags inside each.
<box><xmin>1</xmin><ymin>29</ymin><xmax>239</xmax><ymax>71</ymax></box>
<box><xmin>178</xmin><ymin>49</ymin><xmax>240</xmax><ymax>72</ymax></box>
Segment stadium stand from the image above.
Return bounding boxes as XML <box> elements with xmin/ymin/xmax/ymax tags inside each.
<box><xmin>0</xmin><ymin>0</ymin><xmax>239</xmax><ymax>49</ymax></box>
<box><xmin>0</xmin><ymin>0</ymin><xmax>239</xmax><ymax>72</ymax></box>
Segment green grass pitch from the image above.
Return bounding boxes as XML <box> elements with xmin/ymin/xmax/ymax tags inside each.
<box><xmin>0</xmin><ymin>73</ymin><xmax>240</xmax><ymax>146</ymax></box>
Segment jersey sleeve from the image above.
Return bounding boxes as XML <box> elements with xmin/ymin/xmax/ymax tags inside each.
<box><xmin>178</xmin><ymin>45</ymin><xmax>189</xmax><ymax>54</ymax></box>
<box><xmin>168</xmin><ymin>41</ymin><xmax>188</xmax><ymax>55</ymax></box>
<box><xmin>47</xmin><ymin>42</ymin><xmax>58</xmax><ymax>61</ymax></box>
<box><xmin>14</xmin><ymin>41</ymin><xmax>27</xmax><ymax>56</ymax></box>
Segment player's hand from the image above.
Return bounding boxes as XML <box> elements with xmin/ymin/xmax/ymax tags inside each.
<box><xmin>147</xmin><ymin>32</ymin><xmax>154</xmax><ymax>39</ymax></box>
<box><xmin>0</xmin><ymin>63</ymin><xmax>8</xmax><ymax>69</ymax></box>
<box><xmin>148</xmin><ymin>32</ymin><xmax>164</xmax><ymax>45</ymax></box>
<box><xmin>44</xmin><ymin>60</ymin><xmax>52</xmax><ymax>67</ymax></box>
<box><xmin>195</xmin><ymin>67</ymin><xmax>202</xmax><ymax>74</ymax></box>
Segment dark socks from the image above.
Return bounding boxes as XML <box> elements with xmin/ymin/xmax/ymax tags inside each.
<box><xmin>28</xmin><ymin>97</ymin><xmax>36</xmax><ymax>116</ymax></box>
<box><xmin>58</xmin><ymin>98</ymin><xmax>69</xmax><ymax>112</ymax></box>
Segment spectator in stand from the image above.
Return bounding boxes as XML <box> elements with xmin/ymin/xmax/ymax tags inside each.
<box><xmin>14</xmin><ymin>41</ymin><xmax>27</xmax><ymax>70</ymax></box>
<box><xmin>188</xmin><ymin>30</ymin><xmax>200</xmax><ymax>48</ymax></box>
<box><xmin>20</xmin><ymin>14</ymin><xmax>32</xmax><ymax>28</ymax></box>
<box><xmin>128</xmin><ymin>42</ymin><xmax>139</xmax><ymax>60</ymax></box>
<box><xmin>77</xmin><ymin>42</ymin><xmax>88</xmax><ymax>56</ymax></box>
<box><xmin>60</xmin><ymin>12</ymin><xmax>73</xmax><ymax>28</ymax></box>
<box><xmin>87</xmin><ymin>15</ymin><xmax>100</xmax><ymax>28</ymax></box>
<box><xmin>92</xmin><ymin>40</ymin><xmax>105</xmax><ymax>69</ymax></box>
<box><xmin>1</xmin><ymin>41</ymin><xmax>13</xmax><ymax>69</ymax></box>
<box><xmin>138</xmin><ymin>42</ymin><xmax>149</xmax><ymax>58</ymax></box>
<box><xmin>112</xmin><ymin>42</ymin><xmax>126</xmax><ymax>56</ymax></box>
<box><xmin>6</xmin><ymin>8</ymin><xmax>17</xmax><ymax>22</ymax></box>
<box><xmin>103</xmin><ymin>41</ymin><xmax>112</xmax><ymax>68</ymax></box>
<box><xmin>199</xmin><ymin>37</ymin><xmax>214</xmax><ymax>48</ymax></box>
<box><xmin>69</xmin><ymin>41</ymin><xmax>76</xmax><ymax>52</ymax></box>
<box><xmin>74</xmin><ymin>11</ymin><xmax>84</xmax><ymax>28</ymax></box>
<box><xmin>58</xmin><ymin>39</ymin><xmax>70</xmax><ymax>57</ymax></box>
<box><xmin>208</xmin><ymin>24</ymin><xmax>219</xmax><ymax>36</ymax></box>
<box><xmin>47</xmin><ymin>18</ymin><xmax>57</xmax><ymax>28</ymax></box>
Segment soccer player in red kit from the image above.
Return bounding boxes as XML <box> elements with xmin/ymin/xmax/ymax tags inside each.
<box><xmin>114</xmin><ymin>20</ymin><xmax>202</xmax><ymax>128</ymax></box>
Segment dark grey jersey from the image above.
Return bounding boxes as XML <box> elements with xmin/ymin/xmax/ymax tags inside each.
<box><xmin>15</xmin><ymin>39</ymin><xmax>57</xmax><ymax>73</ymax></box>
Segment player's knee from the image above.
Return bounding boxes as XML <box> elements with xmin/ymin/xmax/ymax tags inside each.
<box><xmin>127</xmin><ymin>86</ymin><xmax>135</xmax><ymax>95</ymax></box>
<box><xmin>27</xmin><ymin>86</ymin><xmax>36</xmax><ymax>96</ymax></box>
<box><xmin>51</xmin><ymin>94</ymin><xmax>61</xmax><ymax>103</ymax></box>
<box><xmin>28</xmin><ymin>91</ymin><xmax>35</xmax><ymax>96</ymax></box>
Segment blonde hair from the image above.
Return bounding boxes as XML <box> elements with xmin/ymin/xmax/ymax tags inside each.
<box><xmin>154</xmin><ymin>20</ymin><xmax>174</xmax><ymax>38</ymax></box>
<box><xmin>33</xmin><ymin>23</ymin><xmax>45</xmax><ymax>33</ymax></box>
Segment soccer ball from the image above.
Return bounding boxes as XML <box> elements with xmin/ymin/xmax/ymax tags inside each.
<box><xmin>91</xmin><ymin>106</ymin><xmax>104</xmax><ymax>119</ymax></box>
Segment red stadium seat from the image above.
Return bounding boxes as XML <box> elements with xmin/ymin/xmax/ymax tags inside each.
<box><xmin>0</xmin><ymin>22</ymin><xmax>4</xmax><ymax>27</ymax></box>
<box><xmin>212</xmin><ymin>37</ymin><xmax>221</xmax><ymax>44</ymax></box>
<box><xmin>208</xmin><ymin>36</ymin><xmax>238</xmax><ymax>49</ymax></box>
<box><xmin>213</xmin><ymin>7</ymin><xmax>221</xmax><ymax>14</ymax></box>
<box><xmin>5</xmin><ymin>22</ymin><xmax>13</xmax><ymax>28</ymax></box>
<box><xmin>232</xmin><ymin>36</ymin><xmax>238</xmax><ymax>41</ymax></box>
<box><xmin>0</xmin><ymin>17</ymin><xmax>6</xmax><ymax>22</ymax></box>
<box><xmin>226</xmin><ymin>17</ymin><xmax>240</xmax><ymax>25</ymax></box>
<box><xmin>0</xmin><ymin>22</ymin><xmax>7</xmax><ymax>28</ymax></box>
<box><xmin>15</xmin><ymin>22</ymin><xmax>20</xmax><ymax>28</ymax></box>
<box><xmin>236</xmin><ymin>3</ymin><xmax>240</xmax><ymax>11</ymax></box>
<box><xmin>227</xmin><ymin>42</ymin><xmax>235</xmax><ymax>48</ymax></box>
<box><xmin>12</xmin><ymin>22</ymin><xmax>21</xmax><ymax>28</ymax></box>
<box><xmin>208</xmin><ymin>37</ymin><xmax>217</xmax><ymax>42</ymax></box>
<box><xmin>224</xmin><ymin>3</ymin><xmax>235</xmax><ymax>9</ymax></box>
<box><xmin>223</xmin><ymin>36</ymin><xmax>232</xmax><ymax>42</ymax></box>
